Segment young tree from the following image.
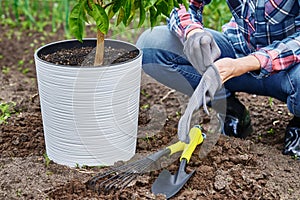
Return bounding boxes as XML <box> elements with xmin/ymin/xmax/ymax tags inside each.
<box><xmin>69</xmin><ymin>0</ymin><xmax>188</xmax><ymax>66</ymax></box>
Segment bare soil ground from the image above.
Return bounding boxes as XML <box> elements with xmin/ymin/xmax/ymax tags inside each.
<box><xmin>1</xmin><ymin>24</ymin><xmax>300</xmax><ymax>200</ymax></box>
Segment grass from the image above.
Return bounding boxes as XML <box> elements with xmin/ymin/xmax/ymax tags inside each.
<box><xmin>141</xmin><ymin>89</ymin><xmax>150</xmax><ymax>98</ymax></box>
<box><xmin>16</xmin><ymin>189</ymin><xmax>22</xmax><ymax>197</ymax></box>
<box><xmin>267</xmin><ymin>128</ymin><xmax>275</xmax><ymax>135</ymax></box>
<box><xmin>17</xmin><ymin>59</ymin><xmax>30</xmax><ymax>74</ymax></box>
<box><xmin>2</xmin><ymin>66</ymin><xmax>10</xmax><ymax>74</ymax></box>
<box><xmin>43</xmin><ymin>153</ymin><xmax>51</xmax><ymax>168</ymax></box>
<box><xmin>1</xmin><ymin>0</ymin><xmax>75</xmax><ymax>36</ymax></box>
<box><xmin>141</xmin><ymin>104</ymin><xmax>150</xmax><ymax>110</ymax></box>
<box><xmin>0</xmin><ymin>101</ymin><xmax>16</xmax><ymax>124</ymax></box>
<box><xmin>268</xmin><ymin>97</ymin><xmax>274</xmax><ymax>107</ymax></box>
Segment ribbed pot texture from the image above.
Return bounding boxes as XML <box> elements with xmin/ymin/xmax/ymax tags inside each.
<box><xmin>34</xmin><ymin>39</ymin><xmax>142</xmax><ymax>167</ymax></box>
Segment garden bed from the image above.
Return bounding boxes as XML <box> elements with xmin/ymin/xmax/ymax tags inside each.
<box><xmin>0</xmin><ymin>24</ymin><xmax>300</xmax><ymax>199</ymax></box>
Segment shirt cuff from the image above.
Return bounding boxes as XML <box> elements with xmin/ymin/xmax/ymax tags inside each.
<box><xmin>184</xmin><ymin>23</ymin><xmax>203</xmax><ymax>41</ymax></box>
<box><xmin>251</xmin><ymin>50</ymin><xmax>273</xmax><ymax>78</ymax></box>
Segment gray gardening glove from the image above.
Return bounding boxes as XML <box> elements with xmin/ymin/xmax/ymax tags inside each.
<box><xmin>183</xmin><ymin>31</ymin><xmax>221</xmax><ymax>75</ymax></box>
<box><xmin>177</xmin><ymin>64</ymin><xmax>222</xmax><ymax>143</ymax></box>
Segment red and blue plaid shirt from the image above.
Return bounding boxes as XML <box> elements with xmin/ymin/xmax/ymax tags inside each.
<box><xmin>168</xmin><ymin>0</ymin><xmax>300</xmax><ymax>77</ymax></box>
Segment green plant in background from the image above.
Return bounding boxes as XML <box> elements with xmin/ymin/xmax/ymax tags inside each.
<box><xmin>1</xmin><ymin>0</ymin><xmax>74</xmax><ymax>34</ymax></box>
<box><xmin>267</xmin><ymin>128</ymin><xmax>275</xmax><ymax>135</ymax></box>
<box><xmin>0</xmin><ymin>101</ymin><xmax>16</xmax><ymax>124</ymax></box>
<box><xmin>141</xmin><ymin>89</ymin><xmax>150</xmax><ymax>98</ymax></box>
<box><xmin>16</xmin><ymin>189</ymin><xmax>22</xmax><ymax>197</ymax></box>
<box><xmin>203</xmin><ymin>0</ymin><xmax>231</xmax><ymax>31</ymax></box>
<box><xmin>268</xmin><ymin>97</ymin><xmax>274</xmax><ymax>107</ymax></box>
<box><xmin>2</xmin><ymin>66</ymin><xmax>10</xmax><ymax>74</ymax></box>
<box><xmin>43</xmin><ymin>153</ymin><xmax>51</xmax><ymax>167</ymax></box>
<box><xmin>141</xmin><ymin>103</ymin><xmax>150</xmax><ymax>110</ymax></box>
<box><xmin>69</xmin><ymin>0</ymin><xmax>189</xmax><ymax>66</ymax></box>
<box><xmin>1</xmin><ymin>1</ymin><xmax>229</xmax><ymax>40</ymax></box>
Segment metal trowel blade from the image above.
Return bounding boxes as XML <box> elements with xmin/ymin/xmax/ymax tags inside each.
<box><xmin>151</xmin><ymin>169</ymin><xmax>195</xmax><ymax>199</ymax></box>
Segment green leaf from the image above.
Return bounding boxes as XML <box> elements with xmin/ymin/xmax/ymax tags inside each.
<box><xmin>117</xmin><ymin>7</ymin><xmax>125</xmax><ymax>26</ymax></box>
<box><xmin>149</xmin><ymin>6</ymin><xmax>157</xmax><ymax>27</ymax></box>
<box><xmin>168</xmin><ymin>0</ymin><xmax>174</xmax><ymax>14</ymax></box>
<box><xmin>112</xmin><ymin>0</ymin><xmax>124</xmax><ymax>13</ymax></box>
<box><xmin>155</xmin><ymin>0</ymin><xmax>169</xmax><ymax>17</ymax></box>
<box><xmin>22</xmin><ymin>7</ymin><xmax>37</xmax><ymax>25</ymax></box>
<box><xmin>126</xmin><ymin>0</ymin><xmax>136</xmax><ymax>26</ymax></box>
<box><xmin>149</xmin><ymin>0</ymin><xmax>157</xmax><ymax>5</ymax></box>
<box><xmin>182</xmin><ymin>0</ymin><xmax>189</xmax><ymax>10</ymax></box>
<box><xmin>138</xmin><ymin>1</ymin><xmax>146</xmax><ymax>27</ymax></box>
<box><xmin>123</xmin><ymin>0</ymin><xmax>132</xmax><ymax>25</ymax></box>
<box><xmin>173</xmin><ymin>0</ymin><xmax>179</xmax><ymax>8</ymax></box>
<box><xmin>87</xmin><ymin>1</ymin><xmax>109</xmax><ymax>34</ymax></box>
<box><xmin>107</xmin><ymin>4</ymin><xmax>115</xmax><ymax>19</ymax></box>
<box><xmin>134</xmin><ymin>0</ymin><xmax>140</xmax><ymax>10</ymax></box>
<box><xmin>69</xmin><ymin>1</ymin><xmax>87</xmax><ymax>42</ymax></box>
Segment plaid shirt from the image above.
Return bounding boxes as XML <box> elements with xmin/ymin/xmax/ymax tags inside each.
<box><xmin>168</xmin><ymin>0</ymin><xmax>300</xmax><ymax>77</ymax></box>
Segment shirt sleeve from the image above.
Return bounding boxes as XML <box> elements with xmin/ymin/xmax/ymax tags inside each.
<box><xmin>251</xmin><ymin>18</ymin><xmax>300</xmax><ymax>77</ymax></box>
<box><xmin>167</xmin><ymin>0</ymin><xmax>208</xmax><ymax>42</ymax></box>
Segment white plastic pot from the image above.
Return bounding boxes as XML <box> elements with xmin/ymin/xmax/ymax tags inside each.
<box><xmin>34</xmin><ymin>39</ymin><xmax>142</xmax><ymax>167</ymax></box>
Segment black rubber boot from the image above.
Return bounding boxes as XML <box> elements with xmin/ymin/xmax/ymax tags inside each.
<box><xmin>282</xmin><ymin>116</ymin><xmax>300</xmax><ymax>159</ymax></box>
<box><xmin>218</xmin><ymin>95</ymin><xmax>253</xmax><ymax>138</ymax></box>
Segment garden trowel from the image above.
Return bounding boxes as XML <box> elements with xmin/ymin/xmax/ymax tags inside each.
<box><xmin>151</xmin><ymin>125</ymin><xmax>205</xmax><ymax>199</ymax></box>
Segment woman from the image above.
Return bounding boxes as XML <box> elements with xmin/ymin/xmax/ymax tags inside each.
<box><xmin>136</xmin><ymin>0</ymin><xmax>300</xmax><ymax>158</ymax></box>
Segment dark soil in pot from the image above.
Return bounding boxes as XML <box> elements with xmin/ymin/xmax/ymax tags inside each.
<box><xmin>40</xmin><ymin>44</ymin><xmax>139</xmax><ymax>66</ymax></box>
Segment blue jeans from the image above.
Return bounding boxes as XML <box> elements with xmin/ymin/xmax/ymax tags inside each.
<box><xmin>136</xmin><ymin>25</ymin><xmax>300</xmax><ymax>117</ymax></box>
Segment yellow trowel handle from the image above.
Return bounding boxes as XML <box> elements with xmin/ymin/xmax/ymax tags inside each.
<box><xmin>180</xmin><ymin>126</ymin><xmax>204</xmax><ymax>163</ymax></box>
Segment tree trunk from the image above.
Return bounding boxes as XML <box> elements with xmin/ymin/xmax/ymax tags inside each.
<box><xmin>93</xmin><ymin>0</ymin><xmax>104</xmax><ymax>66</ymax></box>
<box><xmin>94</xmin><ymin>30</ymin><xmax>104</xmax><ymax>66</ymax></box>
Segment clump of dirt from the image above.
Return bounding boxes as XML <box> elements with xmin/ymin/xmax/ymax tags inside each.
<box><xmin>0</xmin><ymin>112</ymin><xmax>44</xmax><ymax>157</ymax></box>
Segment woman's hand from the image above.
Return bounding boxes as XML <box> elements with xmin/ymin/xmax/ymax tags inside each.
<box><xmin>214</xmin><ymin>55</ymin><xmax>261</xmax><ymax>83</ymax></box>
<box><xmin>184</xmin><ymin>29</ymin><xmax>221</xmax><ymax>75</ymax></box>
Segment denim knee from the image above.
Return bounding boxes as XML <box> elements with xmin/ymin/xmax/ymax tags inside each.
<box><xmin>136</xmin><ymin>25</ymin><xmax>184</xmax><ymax>56</ymax></box>
<box><xmin>286</xmin><ymin>64</ymin><xmax>300</xmax><ymax>117</ymax></box>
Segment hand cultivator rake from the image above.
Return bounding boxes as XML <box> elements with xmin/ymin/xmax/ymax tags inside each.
<box><xmin>88</xmin><ymin>139</ymin><xmax>186</xmax><ymax>192</ymax></box>
<box><xmin>88</xmin><ymin>125</ymin><xmax>205</xmax><ymax>195</ymax></box>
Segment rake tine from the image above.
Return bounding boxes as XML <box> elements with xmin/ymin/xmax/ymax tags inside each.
<box><xmin>103</xmin><ymin>174</ymin><xmax>124</xmax><ymax>191</ymax></box>
<box><xmin>105</xmin><ymin>171</ymin><xmax>134</xmax><ymax>189</ymax></box>
<box><xmin>108</xmin><ymin>161</ymin><xmax>152</xmax><ymax>190</ymax></box>
<box><xmin>89</xmin><ymin>149</ymin><xmax>172</xmax><ymax>193</ymax></box>
<box><xmin>111</xmin><ymin>159</ymin><xmax>151</xmax><ymax>174</ymax></box>
<box><xmin>104</xmin><ymin>180</ymin><xmax>118</xmax><ymax>191</ymax></box>
<box><xmin>117</xmin><ymin>171</ymin><xmax>136</xmax><ymax>186</ymax></box>
<box><xmin>114</xmin><ymin>158</ymin><xmax>149</xmax><ymax>172</ymax></box>
<box><xmin>95</xmin><ymin>171</ymin><xmax>130</xmax><ymax>193</ymax></box>
<box><xmin>89</xmin><ymin>169</ymin><xmax>115</xmax><ymax>183</ymax></box>
<box><xmin>89</xmin><ymin>171</ymin><xmax>117</xmax><ymax>191</ymax></box>
<box><xmin>99</xmin><ymin>172</ymin><xmax>121</xmax><ymax>188</ymax></box>
<box><xmin>132</xmin><ymin>157</ymin><xmax>156</xmax><ymax>172</ymax></box>
<box><xmin>89</xmin><ymin>161</ymin><xmax>137</xmax><ymax>186</ymax></box>
<box><xmin>119</xmin><ymin>173</ymin><xmax>139</xmax><ymax>190</ymax></box>
<box><xmin>90</xmin><ymin>171</ymin><xmax>122</xmax><ymax>192</ymax></box>
<box><xmin>95</xmin><ymin>174</ymin><xmax>120</xmax><ymax>193</ymax></box>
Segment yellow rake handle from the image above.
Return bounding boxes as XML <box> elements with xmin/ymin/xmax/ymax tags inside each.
<box><xmin>167</xmin><ymin>140</ymin><xmax>186</xmax><ymax>156</ymax></box>
<box><xmin>180</xmin><ymin>126</ymin><xmax>204</xmax><ymax>163</ymax></box>
<box><xmin>166</xmin><ymin>126</ymin><xmax>204</xmax><ymax>158</ymax></box>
